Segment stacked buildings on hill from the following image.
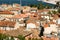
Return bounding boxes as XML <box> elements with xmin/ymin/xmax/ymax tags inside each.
<box><xmin>0</xmin><ymin>4</ymin><xmax>60</xmax><ymax>40</ymax></box>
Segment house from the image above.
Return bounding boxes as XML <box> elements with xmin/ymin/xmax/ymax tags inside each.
<box><xmin>57</xmin><ymin>18</ymin><xmax>60</xmax><ymax>24</ymax></box>
<box><xmin>12</xmin><ymin>4</ymin><xmax>20</xmax><ymax>8</ymax></box>
<box><xmin>29</xmin><ymin>12</ymin><xmax>40</xmax><ymax>20</ymax></box>
<box><xmin>38</xmin><ymin>9</ymin><xmax>50</xmax><ymax>20</ymax></box>
<box><xmin>38</xmin><ymin>9</ymin><xmax>50</xmax><ymax>14</ymax></box>
<box><xmin>22</xmin><ymin>6</ymin><xmax>31</xmax><ymax>13</ymax></box>
<box><xmin>5</xmin><ymin>27</ymin><xmax>32</xmax><ymax>40</ymax></box>
<box><xmin>7</xmin><ymin>7</ymin><xmax>21</xmax><ymax>15</ymax></box>
<box><xmin>30</xmin><ymin>7</ymin><xmax>37</xmax><ymax>12</ymax></box>
<box><xmin>42</xmin><ymin>35</ymin><xmax>59</xmax><ymax>40</ymax></box>
<box><xmin>1</xmin><ymin>4</ymin><xmax>8</xmax><ymax>10</ymax></box>
<box><xmin>1</xmin><ymin>4</ymin><xmax>8</xmax><ymax>7</ymax></box>
<box><xmin>0</xmin><ymin>10</ymin><xmax>14</xmax><ymax>18</ymax></box>
<box><xmin>0</xmin><ymin>21</ymin><xmax>18</xmax><ymax>30</ymax></box>
<box><xmin>26</xmin><ymin>19</ymin><xmax>40</xmax><ymax>31</ymax></box>
<box><xmin>6</xmin><ymin>14</ymin><xmax>29</xmax><ymax>27</ymax></box>
<box><xmin>9</xmin><ymin>14</ymin><xmax>28</xmax><ymax>22</ymax></box>
<box><xmin>44</xmin><ymin>21</ymin><xmax>58</xmax><ymax>35</ymax></box>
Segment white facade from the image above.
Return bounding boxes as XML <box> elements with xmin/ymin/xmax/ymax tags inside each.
<box><xmin>44</xmin><ymin>24</ymin><xmax>58</xmax><ymax>34</ymax></box>
<box><xmin>26</xmin><ymin>23</ymin><xmax>36</xmax><ymax>30</ymax></box>
<box><xmin>11</xmin><ymin>11</ymin><xmax>19</xmax><ymax>15</ymax></box>
<box><xmin>0</xmin><ymin>22</ymin><xmax>20</xmax><ymax>30</ymax></box>
<box><xmin>57</xmin><ymin>18</ymin><xmax>60</xmax><ymax>24</ymax></box>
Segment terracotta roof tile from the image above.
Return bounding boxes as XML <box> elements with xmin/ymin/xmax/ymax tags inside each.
<box><xmin>12</xmin><ymin>14</ymin><xmax>28</xmax><ymax>18</ymax></box>
<box><xmin>13</xmin><ymin>4</ymin><xmax>20</xmax><ymax>7</ymax></box>
<box><xmin>38</xmin><ymin>9</ymin><xmax>50</xmax><ymax>13</ymax></box>
<box><xmin>0</xmin><ymin>30</ymin><xmax>6</xmax><ymax>33</ymax></box>
<box><xmin>0</xmin><ymin>21</ymin><xmax>16</xmax><ymax>27</ymax></box>
<box><xmin>48</xmin><ymin>21</ymin><xmax>56</xmax><ymax>24</ymax></box>
<box><xmin>7</xmin><ymin>7</ymin><xmax>20</xmax><ymax>11</ymax></box>
<box><xmin>0</xmin><ymin>10</ymin><xmax>14</xmax><ymax>15</ymax></box>
<box><xmin>6</xmin><ymin>27</ymin><xmax>32</xmax><ymax>37</ymax></box>
<box><xmin>29</xmin><ymin>13</ymin><xmax>40</xmax><ymax>20</ymax></box>
<box><xmin>53</xmin><ymin>14</ymin><xmax>59</xmax><ymax>19</ymax></box>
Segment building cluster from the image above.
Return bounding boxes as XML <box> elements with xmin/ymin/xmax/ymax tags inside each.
<box><xmin>0</xmin><ymin>4</ymin><xmax>60</xmax><ymax>40</ymax></box>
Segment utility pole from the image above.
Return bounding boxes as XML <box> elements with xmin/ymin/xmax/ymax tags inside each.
<box><xmin>20</xmin><ymin>0</ymin><xmax>23</xmax><ymax>14</ymax></box>
<box><xmin>20</xmin><ymin>0</ymin><xmax>22</xmax><ymax>6</ymax></box>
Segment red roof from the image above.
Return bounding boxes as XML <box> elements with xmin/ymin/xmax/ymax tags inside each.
<box><xmin>38</xmin><ymin>9</ymin><xmax>50</xmax><ymax>13</ymax></box>
<box><xmin>12</xmin><ymin>14</ymin><xmax>28</xmax><ymax>18</ymax></box>
<box><xmin>0</xmin><ymin>21</ymin><xmax>16</xmax><ymax>27</ymax></box>
<box><xmin>8</xmin><ymin>7</ymin><xmax>20</xmax><ymax>11</ymax></box>
<box><xmin>0</xmin><ymin>10</ymin><xmax>14</xmax><ymax>15</ymax></box>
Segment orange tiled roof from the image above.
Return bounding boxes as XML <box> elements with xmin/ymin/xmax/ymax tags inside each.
<box><xmin>0</xmin><ymin>21</ymin><xmax>16</xmax><ymax>27</ymax></box>
<box><xmin>48</xmin><ymin>21</ymin><xmax>56</xmax><ymax>24</ymax></box>
<box><xmin>29</xmin><ymin>12</ymin><xmax>40</xmax><ymax>20</ymax></box>
<box><xmin>38</xmin><ymin>9</ymin><xmax>50</xmax><ymax>13</ymax></box>
<box><xmin>7</xmin><ymin>7</ymin><xmax>20</xmax><ymax>11</ymax></box>
<box><xmin>13</xmin><ymin>4</ymin><xmax>20</xmax><ymax>7</ymax></box>
<box><xmin>0</xmin><ymin>30</ymin><xmax>6</xmax><ymax>33</ymax></box>
<box><xmin>53</xmin><ymin>14</ymin><xmax>59</xmax><ymax>19</ymax></box>
<box><xmin>0</xmin><ymin>10</ymin><xmax>14</xmax><ymax>15</ymax></box>
<box><xmin>12</xmin><ymin>14</ymin><xmax>28</xmax><ymax>18</ymax></box>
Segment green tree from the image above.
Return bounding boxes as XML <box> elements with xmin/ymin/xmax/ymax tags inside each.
<box><xmin>5</xmin><ymin>36</ymin><xmax>10</xmax><ymax>40</ymax></box>
<box><xmin>48</xmin><ymin>11</ymin><xmax>52</xmax><ymax>19</ymax></box>
<box><xmin>48</xmin><ymin>11</ymin><xmax>52</xmax><ymax>14</ymax></box>
<box><xmin>40</xmin><ymin>37</ymin><xmax>43</xmax><ymax>40</ymax></box>
<box><xmin>0</xmin><ymin>33</ymin><xmax>3</xmax><ymax>40</ymax></box>
<box><xmin>28</xmin><ymin>38</ymin><xmax>31</xmax><ymax>40</ymax></box>
<box><xmin>18</xmin><ymin>35</ymin><xmax>25</xmax><ymax>40</ymax></box>
<box><xmin>56</xmin><ymin>2</ymin><xmax>60</xmax><ymax>8</ymax></box>
<box><xmin>29</xmin><ymin>4</ymin><xmax>37</xmax><ymax>7</ymax></box>
<box><xmin>32</xmin><ymin>38</ymin><xmax>35</xmax><ymax>40</ymax></box>
<box><xmin>52</xmin><ymin>11</ymin><xmax>57</xmax><ymax>14</ymax></box>
<box><xmin>37</xmin><ymin>4</ymin><xmax>45</xmax><ymax>10</ymax></box>
<box><xmin>58</xmin><ymin>8</ymin><xmax>60</xmax><ymax>13</ymax></box>
<box><xmin>0</xmin><ymin>33</ymin><xmax>8</xmax><ymax>40</ymax></box>
<box><xmin>10</xmin><ymin>36</ymin><xmax>15</xmax><ymax>40</ymax></box>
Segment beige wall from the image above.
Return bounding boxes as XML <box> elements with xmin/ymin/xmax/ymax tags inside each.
<box><xmin>0</xmin><ymin>14</ymin><xmax>13</xmax><ymax>17</ymax></box>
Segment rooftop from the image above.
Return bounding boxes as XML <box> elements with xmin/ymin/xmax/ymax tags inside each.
<box><xmin>0</xmin><ymin>10</ymin><xmax>14</xmax><ymax>15</ymax></box>
<box><xmin>0</xmin><ymin>21</ymin><xmax>16</xmax><ymax>28</ymax></box>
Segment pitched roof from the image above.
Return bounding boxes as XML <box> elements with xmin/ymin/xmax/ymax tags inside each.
<box><xmin>7</xmin><ymin>7</ymin><xmax>20</xmax><ymax>11</ymax></box>
<box><xmin>12</xmin><ymin>14</ymin><xmax>28</xmax><ymax>19</ymax></box>
<box><xmin>0</xmin><ymin>30</ymin><xmax>6</xmax><ymax>33</ymax></box>
<box><xmin>0</xmin><ymin>10</ymin><xmax>14</xmax><ymax>15</ymax></box>
<box><xmin>38</xmin><ymin>9</ymin><xmax>50</xmax><ymax>13</ymax></box>
<box><xmin>48</xmin><ymin>21</ymin><xmax>56</xmax><ymax>24</ymax></box>
<box><xmin>0</xmin><ymin>21</ymin><xmax>16</xmax><ymax>27</ymax></box>
<box><xmin>13</xmin><ymin>4</ymin><xmax>20</xmax><ymax>7</ymax></box>
<box><xmin>6</xmin><ymin>27</ymin><xmax>32</xmax><ymax>37</ymax></box>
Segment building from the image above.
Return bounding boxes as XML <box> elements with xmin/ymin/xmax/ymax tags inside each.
<box><xmin>22</xmin><ymin>6</ymin><xmax>31</xmax><ymax>13</ymax></box>
<box><xmin>0</xmin><ymin>21</ymin><xmax>19</xmax><ymax>30</ymax></box>
<box><xmin>0</xmin><ymin>10</ymin><xmax>14</xmax><ymax>17</ymax></box>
